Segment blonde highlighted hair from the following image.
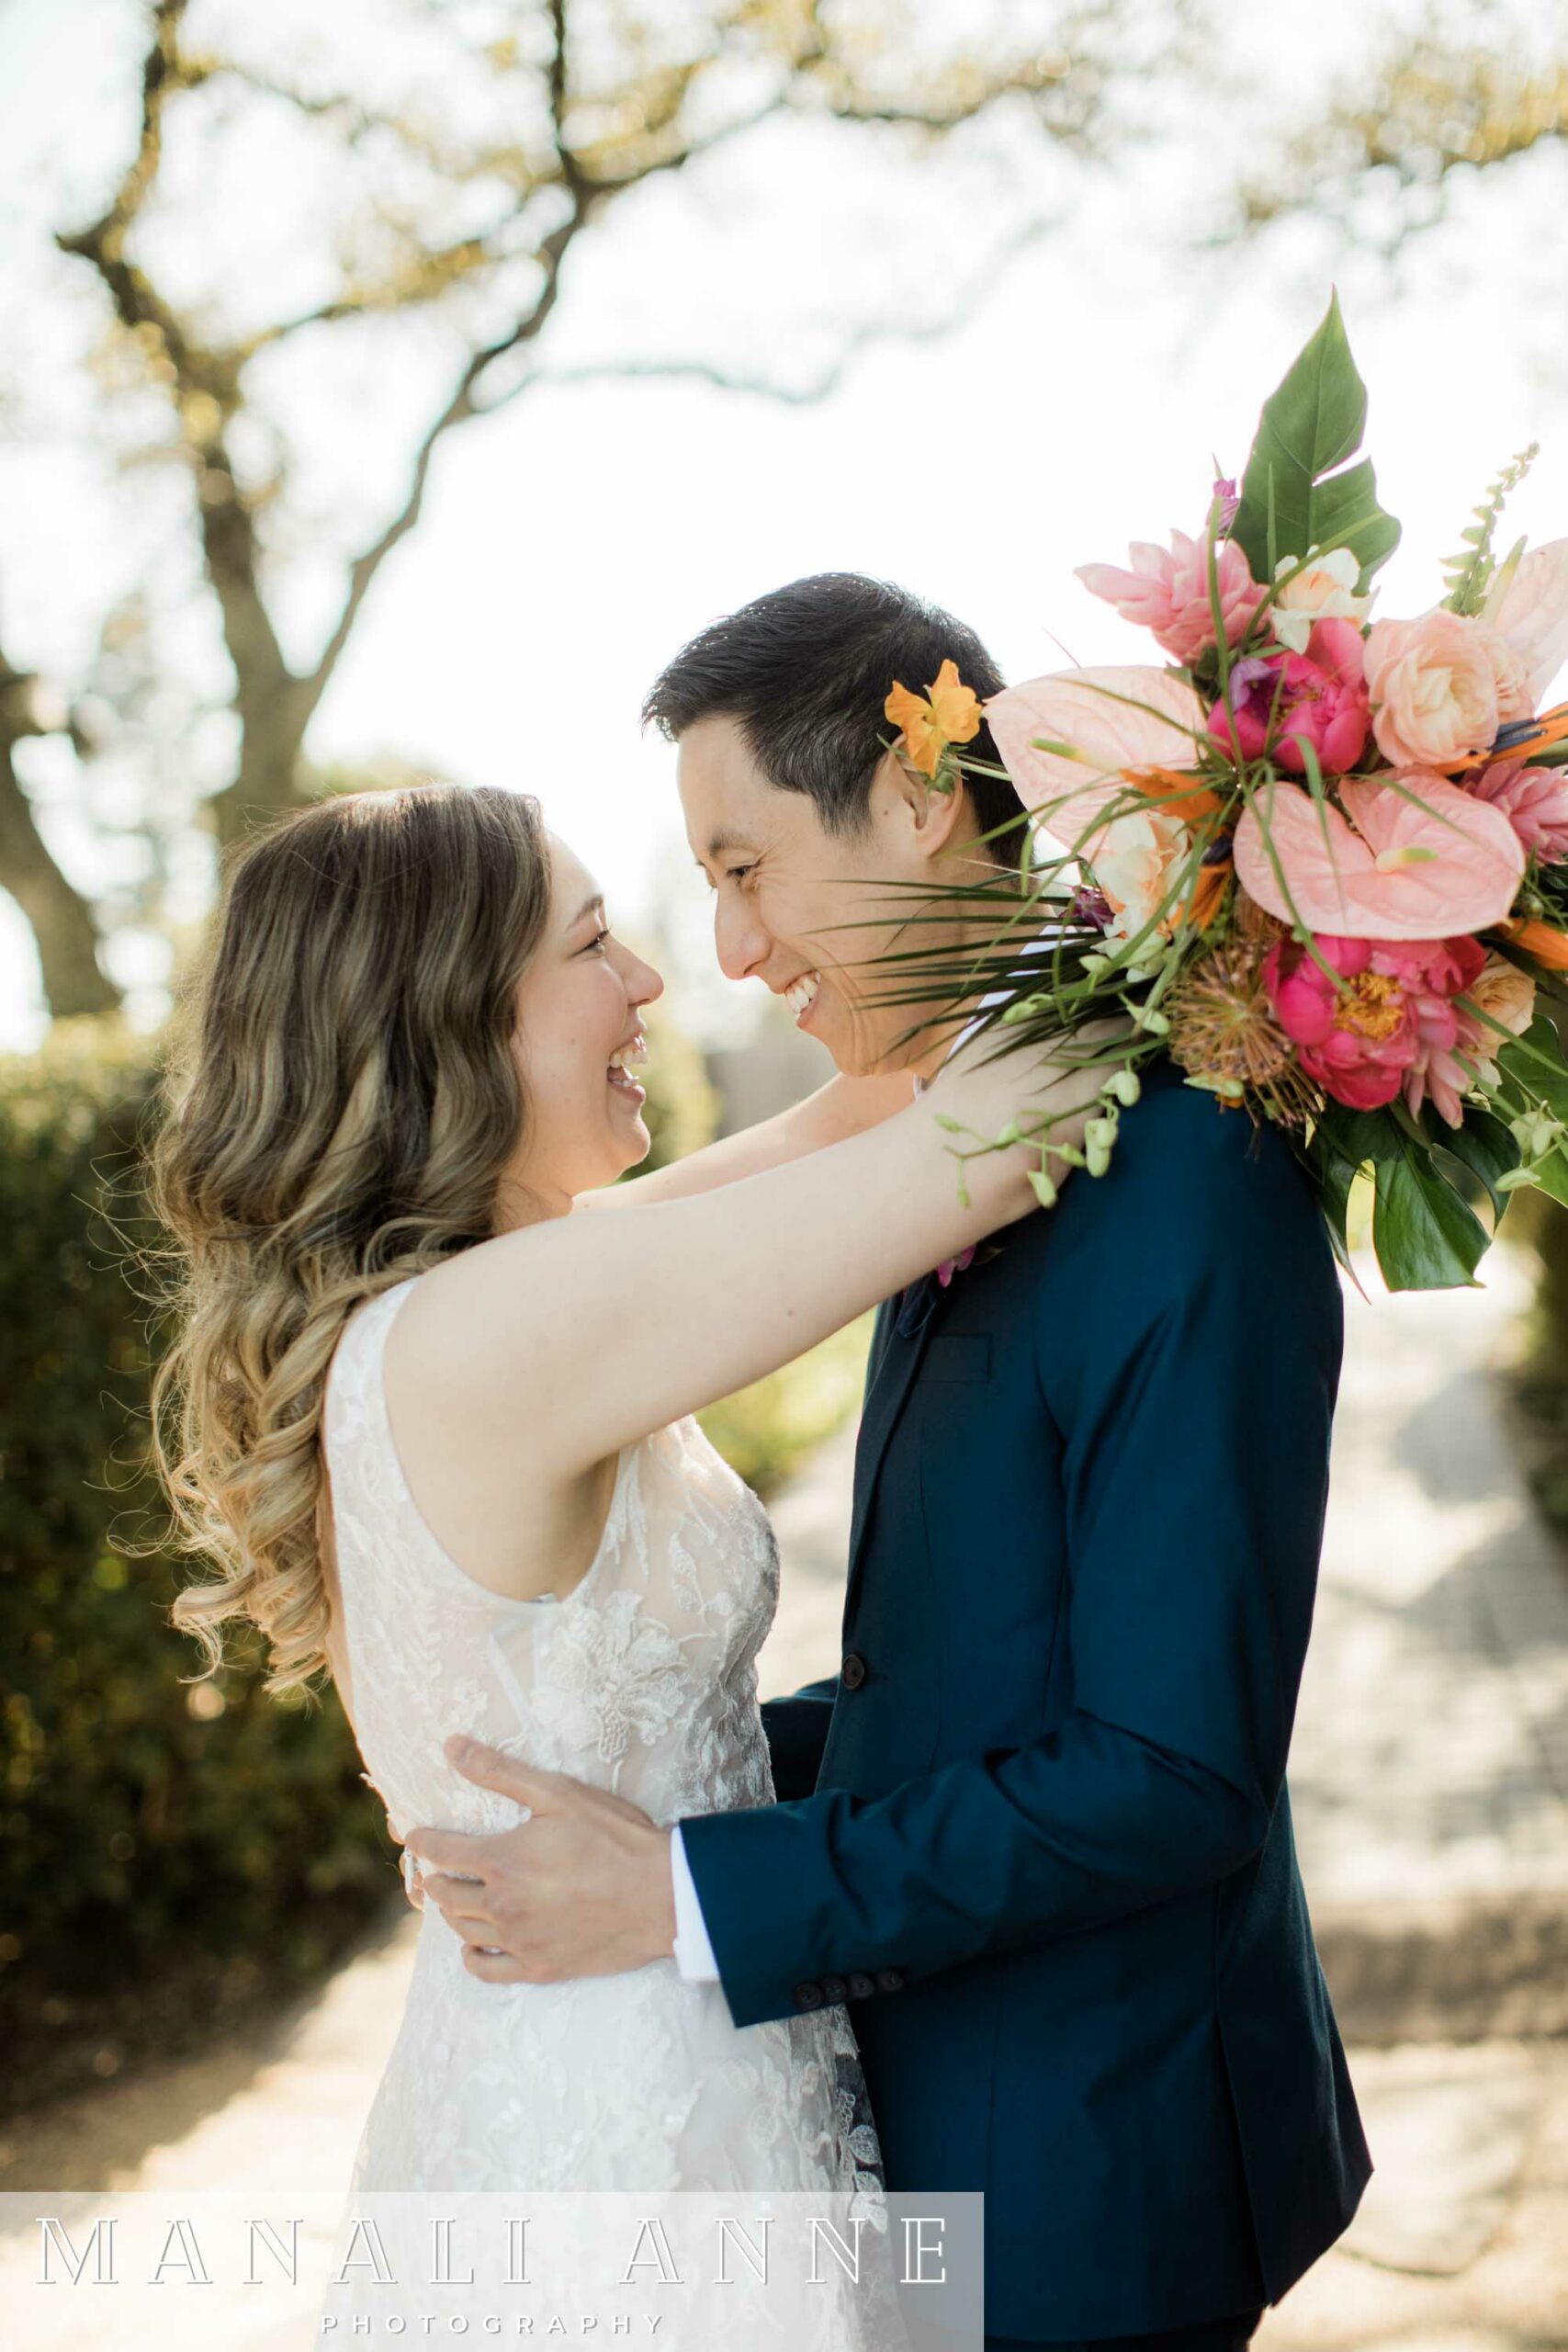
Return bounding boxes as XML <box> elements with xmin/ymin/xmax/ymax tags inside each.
<box><xmin>151</xmin><ymin>783</ymin><xmax>551</xmax><ymax>1693</ymax></box>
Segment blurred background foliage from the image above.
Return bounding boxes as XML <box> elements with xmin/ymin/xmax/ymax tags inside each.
<box><xmin>0</xmin><ymin>1025</ymin><xmax>388</xmax><ymax>2113</ymax></box>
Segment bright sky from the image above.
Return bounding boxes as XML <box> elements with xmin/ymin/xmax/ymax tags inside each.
<box><xmin>2</xmin><ymin>0</ymin><xmax>1565</xmax><ymax>1049</ymax></box>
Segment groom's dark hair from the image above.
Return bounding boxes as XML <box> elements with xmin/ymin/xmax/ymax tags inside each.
<box><xmin>642</xmin><ymin>573</ymin><xmax>1025</xmax><ymax>864</ymax></box>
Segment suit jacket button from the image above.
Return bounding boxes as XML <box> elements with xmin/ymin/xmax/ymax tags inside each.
<box><xmin>846</xmin><ymin>1973</ymin><xmax>876</xmax><ymax>2001</ymax></box>
<box><xmin>818</xmin><ymin>1973</ymin><xmax>848</xmax><ymax>2004</ymax></box>
<box><xmin>874</xmin><ymin>1969</ymin><xmax>905</xmax><ymax>1994</ymax></box>
<box><xmin>793</xmin><ymin>1981</ymin><xmax>824</xmax><ymax>2011</ymax></box>
<box><xmin>841</xmin><ymin>1653</ymin><xmax>868</xmax><ymax>1690</ymax></box>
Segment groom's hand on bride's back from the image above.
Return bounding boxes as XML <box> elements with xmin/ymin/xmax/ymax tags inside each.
<box><xmin>402</xmin><ymin>1736</ymin><xmax>677</xmax><ymax>1983</ymax></box>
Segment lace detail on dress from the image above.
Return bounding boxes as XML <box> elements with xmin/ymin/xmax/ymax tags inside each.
<box><xmin>321</xmin><ymin>1274</ymin><xmax>883</xmax><ymax>2215</ymax></box>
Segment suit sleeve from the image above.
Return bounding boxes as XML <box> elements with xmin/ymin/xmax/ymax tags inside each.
<box><xmin>761</xmin><ymin>1677</ymin><xmax>839</xmax><ymax>1804</ymax></box>
<box><xmin>679</xmin><ymin>1086</ymin><xmax>1344</xmax><ymax>2029</ymax></box>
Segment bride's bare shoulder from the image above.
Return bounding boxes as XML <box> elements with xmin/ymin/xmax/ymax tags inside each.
<box><xmin>390</xmin><ymin>1223</ymin><xmax>568</xmax><ymax>1355</ymax></box>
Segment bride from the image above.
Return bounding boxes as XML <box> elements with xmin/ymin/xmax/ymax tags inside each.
<box><xmin>151</xmin><ymin>780</ymin><xmax>1101</xmax><ymax>2215</ymax></box>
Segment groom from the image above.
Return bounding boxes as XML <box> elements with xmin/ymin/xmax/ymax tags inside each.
<box><xmin>408</xmin><ymin>574</ymin><xmax>1371</xmax><ymax>2349</ymax></box>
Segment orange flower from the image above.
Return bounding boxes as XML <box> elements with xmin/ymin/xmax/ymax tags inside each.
<box><xmin>1450</xmin><ymin>701</ymin><xmax>1568</xmax><ymax>774</ymax></box>
<box><xmin>1502</xmin><ymin>915</ymin><xmax>1568</xmax><ymax>971</ymax></box>
<box><xmin>886</xmin><ymin>659</ymin><xmax>983</xmax><ymax>779</ymax></box>
<box><xmin>1182</xmin><ymin>862</ymin><xmax>1232</xmax><ymax>933</ymax></box>
<box><xmin>1124</xmin><ymin>766</ymin><xmax>1225</xmax><ymax>824</ymax></box>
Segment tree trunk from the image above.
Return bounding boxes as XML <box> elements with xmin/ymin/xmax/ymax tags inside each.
<box><xmin>0</xmin><ymin>748</ymin><xmax>121</xmax><ymax>1019</ymax></box>
<box><xmin>209</xmin><ymin>688</ymin><xmax>313</xmax><ymax>851</ymax></box>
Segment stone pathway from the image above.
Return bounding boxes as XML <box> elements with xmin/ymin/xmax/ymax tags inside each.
<box><xmin>1295</xmin><ymin>1244</ymin><xmax>1568</xmax><ymax>1972</ymax></box>
<box><xmin>9</xmin><ymin>1242</ymin><xmax>1568</xmax><ymax>2347</ymax></box>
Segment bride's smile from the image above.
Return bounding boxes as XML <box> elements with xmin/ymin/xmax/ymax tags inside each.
<box><xmin>492</xmin><ymin>832</ymin><xmax>664</xmax><ymax>1227</ymax></box>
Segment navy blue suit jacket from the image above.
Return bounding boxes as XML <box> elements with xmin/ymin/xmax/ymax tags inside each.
<box><xmin>681</xmin><ymin>1054</ymin><xmax>1371</xmax><ymax>2341</ymax></box>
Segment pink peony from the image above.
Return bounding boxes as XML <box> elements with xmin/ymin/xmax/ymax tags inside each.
<box><xmin>1077</xmin><ymin>530</ymin><xmax>1262</xmax><ymax>667</ymax></box>
<box><xmin>1363</xmin><ymin>610</ymin><xmax>1503</xmax><ymax>771</ymax></box>
<box><xmin>1210</xmin><ymin>617</ymin><xmax>1370</xmax><ymax>776</ymax></box>
<box><xmin>1264</xmin><ymin>929</ymin><xmax>1485</xmax><ymax>1114</ymax></box>
<box><xmin>1467</xmin><ymin>758</ymin><xmax>1568</xmax><ymax>864</ymax></box>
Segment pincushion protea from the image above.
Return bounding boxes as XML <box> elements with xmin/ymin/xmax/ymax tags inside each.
<box><xmin>1165</xmin><ymin>938</ymin><xmax>1319</xmax><ymax>1126</ymax></box>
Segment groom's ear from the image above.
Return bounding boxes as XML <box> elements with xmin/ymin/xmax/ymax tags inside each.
<box><xmin>881</xmin><ymin>745</ymin><xmax>972</xmax><ymax>864</ymax></box>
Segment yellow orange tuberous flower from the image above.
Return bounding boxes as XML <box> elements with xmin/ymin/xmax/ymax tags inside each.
<box><xmin>886</xmin><ymin>659</ymin><xmax>983</xmax><ymax>781</ymax></box>
<box><xmin>1503</xmin><ymin>915</ymin><xmax>1568</xmax><ymax>972</ymax></box>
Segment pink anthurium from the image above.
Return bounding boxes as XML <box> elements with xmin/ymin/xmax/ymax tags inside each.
<box><xmin>1233</xmin><ymin>771</ymin><xmax>1525</xmax><ymax>942</ymax></box>
<box><xmin>985</xmin><ymin>667</ymin><xmax>1209</xmax><ymax>851</ymax></box>
<box><xmin>1488</xmin><ymin>537</ymin><xmax>1568</xmax><ymax>706</ymax></box>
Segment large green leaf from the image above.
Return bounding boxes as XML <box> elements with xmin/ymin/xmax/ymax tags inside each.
<box><xmin>1497</xmin><ymin>1013</ymin><xmax>1568</xmax><ymax>1124</ymax></box>
<box><xmin>1317</xmin><ymin>1099</ymin><xmax>1488</xmax><ymax>1288</ymax></box>
<box><xmin>1315</xmin><ymin>1100</ymin><xmax>1396</xmax><ymax>1170</ymax></box>
<box><xmin>1307</xmin><ymin>1112</ymin><xmax>1363</xmax><ymax>1254</ymax></box>
<box><xmin>1232</xmin><ymin>291</ymin><xmax>1402</xmax><ymax>593</ymax></box>
<box><xmin>1420</xmin><ymin>1102</ymin><xmax>1520</xmax><ymax>1218</ymax></box>
<box><xmin>1373</xmin><ymin>1139</ymin><xmax>1490</xmax><ymax>1289</ymax></box>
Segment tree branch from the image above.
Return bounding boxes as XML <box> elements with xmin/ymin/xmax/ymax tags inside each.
<box><xmin>1234</xmin><ymin>43</ymin><xmax>1568</xmax><ymax>239</ymax></box>
<box><xmin>287</xmin><ymin>202</ymin><xmax>589</xmax><ymax>737</ymax></box>
<box><xmin>49</xmin><ymin>0</ymin><xmax>1132</xmax><ymax>885</ymax></box>
<box><xmin>489</xmin><ymin>209</ymin><xmax>1059</xmax><ymax>415</ymax></box>
<box><xmin>235</xmin><ymin>228</ymin><xmax>522</xmax><ymax>358</ymax></box>
<box><xmin>0</xmin><ymin>664</ymin><xmax>119</xmax><ymax>1018</ymax></box>
<box><xmin>55</xmin><ymin>2</ymin><xmax>216</xmax><ymax>394</ymax></box>
<box><xmin>290</xmin><ymin>17</ymin><xmax>795</xmax><ymax>727</ymax></box>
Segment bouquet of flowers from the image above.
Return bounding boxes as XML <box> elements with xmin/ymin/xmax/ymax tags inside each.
<box><xmin>878</xmin><ymin>294</ymin><xmax>1568</xmax><ymax>1294</ymax></box>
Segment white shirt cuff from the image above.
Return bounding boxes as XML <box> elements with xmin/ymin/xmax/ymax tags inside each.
<box><xmin>670</xmin><ymin>1825</ymin><xmax>721</xmax><ymax>1983</ymax></box>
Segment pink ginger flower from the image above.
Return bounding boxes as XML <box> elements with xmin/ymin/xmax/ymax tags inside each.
<box><xmin>1398</xmin><ymin>934</ymin><xmax>1491</xmax><ymax>1126</ymax></box>
<box><xmin>1467</xmin><ymin>758</ymin><xmax>1568</xmax><ymax>864</ymax></box>
<box><xmin>1264</xmin><ymin>929</ymin><xmax>1485</xmax><ymax>1115</ymax></box>
<box><xmin>1077</xmin><ymin>530</ymin><xmax>1262</xmax><ymax>667</ymax></box>
<box><xmin>1210</xmin><ymin>616</ymin><xmax>1370</xmax><ymax>776</ymax></box>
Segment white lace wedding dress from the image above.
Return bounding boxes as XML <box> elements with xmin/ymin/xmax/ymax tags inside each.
<box><xmin>321</xmin><ymin>1274</ymin><xmax>885</xmax><ymax>2212</ymax></box>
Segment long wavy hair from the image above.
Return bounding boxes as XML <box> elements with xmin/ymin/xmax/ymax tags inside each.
<box><xmin>151</xmin><ymin>783</ymin><xmax>552</xmax><ymax>1695</ymax></box>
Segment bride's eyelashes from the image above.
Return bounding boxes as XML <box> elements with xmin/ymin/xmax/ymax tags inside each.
<box><xmin>581</xmin><ymin>927</ymin><xmax>612</xmax><ymax>955</ymax></box>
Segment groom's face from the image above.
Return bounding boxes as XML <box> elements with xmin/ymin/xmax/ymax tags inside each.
<box><xmin>678</xmin><ymin>713</ymin><xmax>973</xmax><ymax>1079</ymax></box>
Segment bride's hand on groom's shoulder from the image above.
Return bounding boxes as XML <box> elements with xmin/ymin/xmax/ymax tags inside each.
<box><xmin>401</xmin><ymin>1737</ymin><xmax>678</xmax><ymax>1984</ymax></box>
<box><xmin>930</xmin><ymin>1009</ymin><xmax>1138</xmax><ymax>1170</ymax></box>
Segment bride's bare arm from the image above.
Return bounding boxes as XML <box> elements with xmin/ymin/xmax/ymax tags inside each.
<box><xmin>398</xmin><ymin>1030</ymin><xmax>1119</xmax><ymax>1487</ymax></box>
<box><xmin>573</xmin><ymin>1068</ymin><xmax>917</xmax><ymax>1211</ymax></box>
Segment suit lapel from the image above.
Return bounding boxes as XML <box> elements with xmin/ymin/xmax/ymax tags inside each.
<box><xmin>845</xmin><ymin>1281</ymin><xmax>942</xmax><ymax>1607</ymax></box>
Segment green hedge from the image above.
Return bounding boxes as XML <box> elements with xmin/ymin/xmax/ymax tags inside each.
<box><xmin>0</xmin><ymin>1024</ymin><xmax>395</xmax><ymax>2113</ymax></box>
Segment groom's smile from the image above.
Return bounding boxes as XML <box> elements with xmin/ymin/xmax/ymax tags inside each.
<box><xmin>677</xmin><ymin>709</ymin><xmax>991</xmax><ymax>1080</ymax></box>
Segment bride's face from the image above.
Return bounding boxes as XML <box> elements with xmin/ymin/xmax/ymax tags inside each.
<box><xmin>501</xmin><ymin>833</ymin><xmax>663</xmax><ymax>1216</ymax></box>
